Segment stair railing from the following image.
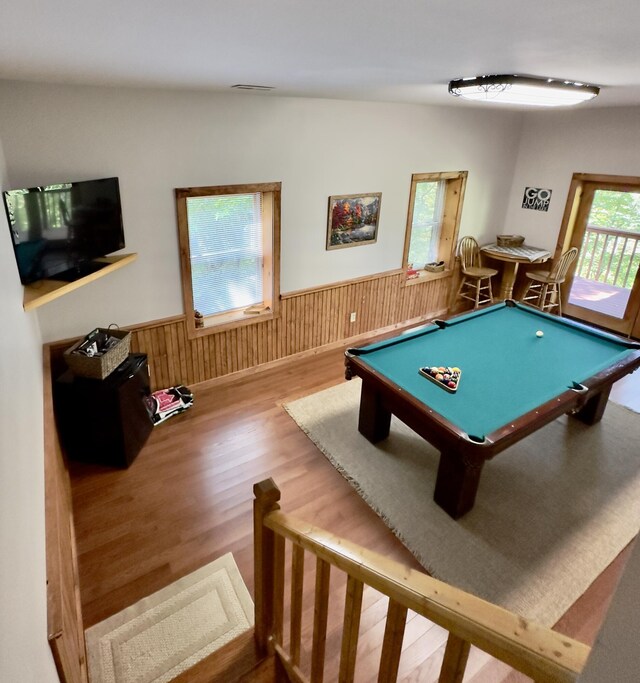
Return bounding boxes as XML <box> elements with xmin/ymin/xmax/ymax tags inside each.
<box><xmin>254</xmin><ymin>478</ymin><xmax>591</xmax><ymax>683</ymax></box>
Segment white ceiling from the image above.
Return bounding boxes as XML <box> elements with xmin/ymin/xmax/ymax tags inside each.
<box><xmin>1</xmin><ymin>0</ymin><xmax>640</xmax><ymax>110</ymax></box>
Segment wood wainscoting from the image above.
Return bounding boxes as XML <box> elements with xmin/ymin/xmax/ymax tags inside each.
<box><xmin>44</xmin><ymin>349</ymin><xmax>88</xmax><ymax>683</ymax></box>
<box><xmin>43</xmin><ymin>267</ymin><xmax>453</xmax><ymax>683</ymax></box>
<box><xmin>124</xmin><ymin>269</ymin><xmax>454</xmax><ymax>390</ymax></box>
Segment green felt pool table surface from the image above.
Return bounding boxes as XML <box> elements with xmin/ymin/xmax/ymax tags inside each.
<box><xmin>352</xmin><ymin>302</ymin><xmax>636</xmax><ymax>440</ymax></box>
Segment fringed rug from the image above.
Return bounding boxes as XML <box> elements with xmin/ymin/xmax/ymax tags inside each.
<box><xmin>85</xmin><ymin>553</ymin><xmax>253</xmax><ymax>683</ymax></box>
<box><xmin>284</xmin><ymin>379</ymin><xmax>640</xmax><ymax>625</ymax></box>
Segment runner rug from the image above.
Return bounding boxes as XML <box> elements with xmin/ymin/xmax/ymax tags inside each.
<box><xmin>85</xmin><ymin>553</ymin><xmax>253</xmax><ymax>683</ymax></box>
<box><xmin>283</xmin><ymin>379</ymin><xmax>640</xmax><ymax>626</ymax></box>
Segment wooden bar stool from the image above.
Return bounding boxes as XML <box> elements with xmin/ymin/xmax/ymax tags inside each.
<box><xmin>455</xmin><ymin>236</ymin><xmax>498</xmax><ymax>309</ymax></box>
<box><xmin>521</xmin><ymin>247</ymin><xmax>579</xmax><ymax>316</ymax></box>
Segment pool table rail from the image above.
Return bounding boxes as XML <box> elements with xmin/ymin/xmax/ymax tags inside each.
<box><xmin>343</xmin><ymin>352</ymin><xmax>621</xmax><ymax>460</ymax></box>
<box><xmin>344</xmin><ymin>328</ymin><xmax>640</xmax><ymax>519</ymax></box>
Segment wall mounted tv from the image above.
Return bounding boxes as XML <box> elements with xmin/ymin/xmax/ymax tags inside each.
<box><xmin>3</xmin><ymin>176</ymin><xmax>125</xmax><ymax>285</ymax></box>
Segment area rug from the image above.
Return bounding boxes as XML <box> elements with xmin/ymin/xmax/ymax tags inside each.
<box><xmin>85</xmin><ymin>553</ymin><xmax>254</xmax><ymax>683</ymax></box>
<box><xmin>283</xmin><ymin>379</ymin><xmax>640</xmax><ymax>626</ymax></box>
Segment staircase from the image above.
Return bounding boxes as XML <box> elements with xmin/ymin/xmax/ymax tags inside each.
<box><xmin>169</xmin><ymin>629</ymin><xmax>273</xmax><ymax>682</ymax></box>
<box><xmin>174</xmin><ymin>479</ymin><xmax>591</xmax><ymax>683</ymax></box>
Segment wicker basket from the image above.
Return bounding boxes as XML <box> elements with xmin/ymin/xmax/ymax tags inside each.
<box><xmin>424</xmin><ymin>261</ymin><xmax>445</xmax><ymax>273</ymax></box>
<box><xmin>64</xmin><ymin>327</ymin><xmax>131</xmax><ymax>379</ymax></box>
<box><xmin>496</xmin><ymin>234</ymin><xmax>525</xmax><ymax>247</ymax></box>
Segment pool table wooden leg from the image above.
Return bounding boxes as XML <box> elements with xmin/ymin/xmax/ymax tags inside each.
<box><xmin>434</xmin><ymin>452</ymin><xmax>485</xmax><ymax>519</ymax></box>
<box><xmin>357</xmin><ymin>383</ymin><xmax>391</xmax><ymax>443</ymax></box>
<box><xmin>571</xmin><ymin>386</ymin><xmax>612</xmax><ymax>425</ymax></box>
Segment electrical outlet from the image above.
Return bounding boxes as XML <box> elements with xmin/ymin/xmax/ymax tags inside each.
<box><xmin>350</xmin><ymin>312</ymin><xmax>357</xmax><ymax>323</ymax></box>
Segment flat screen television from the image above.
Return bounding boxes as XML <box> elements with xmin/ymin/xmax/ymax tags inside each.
<box><xmin>3</xmin><ymin>176</ymin><xmax>125</xmax><ymax>285</ymax></box>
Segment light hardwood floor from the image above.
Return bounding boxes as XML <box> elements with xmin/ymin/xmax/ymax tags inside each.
<box><xmin>69</xmin><ymin>345</ymin><xmax>638</xmax><ymax>682</ymax></box>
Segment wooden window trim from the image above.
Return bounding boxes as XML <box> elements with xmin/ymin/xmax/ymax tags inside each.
<box><xmin>402</xmin><ymin>171</ymin><xmax>468</xmax><ymax>286</ymax></box>
<box><xmin>557</xmin><ymin>172</ymin><xmax>640</xmax><ymax>336</ymax></box>
<box><xmin>175</xmin><ymin>182</ymin><xmax>281</xmax><ymax>339</ymax></box>
<box><xmin>556</xmin><ymin>172</ymin><xmax>640</xmax><ymax>262</ymax></box>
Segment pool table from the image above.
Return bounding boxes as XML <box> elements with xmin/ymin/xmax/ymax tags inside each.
<box><xmin>344</xmin><ymin>300</ymin><xmax>640</xmax><ymax>519</ymax></box>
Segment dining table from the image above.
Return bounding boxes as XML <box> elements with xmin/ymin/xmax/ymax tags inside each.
<box><xmin>480</xmin><ymin>242</ymin><xmax>551</xmax><ymax>300</ymax></box>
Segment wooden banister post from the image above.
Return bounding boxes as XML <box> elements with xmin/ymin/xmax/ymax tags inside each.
<box><xmin>253</xmin><ymin>478</ymin><xmax>281</xmax><ymax>657</ymax></box>
<box><xmin>439</xmin><ymin>633</ymin><xmax>471</xmax><ymax>683</ymax></box>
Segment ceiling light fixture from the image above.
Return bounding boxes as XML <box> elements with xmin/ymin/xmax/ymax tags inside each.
<box><xmin>448</xmin><ymin>75</ymin><xmax>599</xmax><ymax>107</ymax></box>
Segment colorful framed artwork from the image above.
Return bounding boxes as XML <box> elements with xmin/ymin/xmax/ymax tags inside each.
<box><xmin>326</xmin><ymin>193</ymin><xmax>382</xmax><ymax>250</ymax></box>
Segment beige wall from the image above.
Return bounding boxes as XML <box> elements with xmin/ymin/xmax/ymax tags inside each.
<box><xmin>1</xmin><ymin>79</ymin><xmax>639</xmax><ymax>681</ymax></box>
<box><xmin>503</xmin><ymin>106</ymin><xmax>640</xmax><ymax>251</ymax></box>
<box><xmin>0</xmin><ymin>133</ymin><xmax>57</xmax><ymax>680</ymax></box>
<box><xmin>0</xmin><ymin>80</ymin><xmax>523</xmax><ymax>342</ymax></box>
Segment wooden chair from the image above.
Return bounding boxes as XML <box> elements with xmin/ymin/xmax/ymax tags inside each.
<box><xmin>455</xmin><ymin>236</ymin><xmax>498</xmax><ymax>309</ymax></box>
<box><xmin>521</xmin><ymin>247</ymin><xmax>579</xmax><ymax>316</ymax></box>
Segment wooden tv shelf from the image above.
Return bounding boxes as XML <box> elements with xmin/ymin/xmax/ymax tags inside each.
<box><xmin>23</xmin><ymin>253</ymin><xmax>138</xmax><ymax>311</ymax></box>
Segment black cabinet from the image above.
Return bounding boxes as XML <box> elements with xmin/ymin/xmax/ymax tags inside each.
<box><xmin>54</xmin><ymin>353</ymin><xmax>153</xmax><ymax>468</ymax></box>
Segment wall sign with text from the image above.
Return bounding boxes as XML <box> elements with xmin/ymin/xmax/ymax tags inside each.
<box><xmin>522</xmin><ymin>187</ymin><xmax>552</xmax><ymax>212</ymax></box>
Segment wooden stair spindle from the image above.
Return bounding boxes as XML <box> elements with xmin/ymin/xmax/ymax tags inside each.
<box><xmin>338</xmin><ymin>575</ymin><xmax>364</xmax><ymax>683</ymax></box>
<box><xmin>273</xmin><ymin>533</ymin><xmax>286</xmax><ymax>648</ymax></box>
<box><xmin>439</xmin><ymin>633</ymin><xmax>471</xmax><ymax>683</ymax></box>
<box><xmin>377</xmin><ymin>599</ymin><xmax>408</xmax><ymax>682</ymax></box>
<box><xmin>311</xmin><ymin>558</ymin><xmax>331</xmax><ymax>683</ymax></box>
<box><xmin>289</xmin><ymin>544</ymin><xmax>305</xmax><ymax>668</ymax></box>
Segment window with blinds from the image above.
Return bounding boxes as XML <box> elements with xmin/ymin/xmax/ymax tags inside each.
<box><xmin>402</xmin><ymin>171</ymin><xmax>468</xmax><ymax>283</ymax></box>
<box><xmin>186</xmin><ymin>192</ymin><xmax>263</xmax><ymax>316</ymax></box>
<box><xmin>407</xmin><ymin>180</ymin><xmax>445</xmax><ymax>268</ymax></box>
<box><xmin>175</xmin><ymin>182</ymin><xmax>281</xmax><ymax>334</ymax></box>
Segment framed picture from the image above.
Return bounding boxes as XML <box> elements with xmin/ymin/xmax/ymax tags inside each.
<box><xmin>326</xmin><ymin>193</ymin><xmax>382</xmax><ymax>250</ymax></box>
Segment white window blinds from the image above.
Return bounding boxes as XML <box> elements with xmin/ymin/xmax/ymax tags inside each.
<box><xmin>408</xmin><ymin>181</ymin><xmax>445</xmax><ymax>267</ymax></box>
<box><xmin>186</xmin><ymin>192</ymin><xmax>263</xmax><ymax>316</ymax></box>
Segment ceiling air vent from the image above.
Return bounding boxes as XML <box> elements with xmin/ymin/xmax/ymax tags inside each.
<box><xmin>231</xmin><ymin>84</ymin><xmax>275</xmax><ymax>91</ymax></box>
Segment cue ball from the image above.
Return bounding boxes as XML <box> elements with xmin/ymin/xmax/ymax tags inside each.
<box><xmin>536</xmin><ymin>330</ymin><xmax>544</xmax><ymax>338</ymax></box>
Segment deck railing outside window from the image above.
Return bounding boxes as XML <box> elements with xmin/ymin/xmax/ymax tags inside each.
<box><xmin>577</xmin><ymin>225</ymin><xmax>640</xmax><ymax>289</ymax></box>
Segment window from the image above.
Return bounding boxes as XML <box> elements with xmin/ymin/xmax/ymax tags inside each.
<box><xmin>407</xmin><ymin>181</ymin><xmax>445</xmax><ymax>267</ymax></box>
<box><xmin>175</xmin><ymin>182</ymin><xmax>281</xmax><ymax>335</ymax></box>
<box><xmin>402</xmin><ymin>171</ymin><xmax>467</xmax><ymax>282</ymax></box>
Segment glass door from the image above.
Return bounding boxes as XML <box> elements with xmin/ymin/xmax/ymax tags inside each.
<box><xmin>564</xmin><ymin>183</ymin><xmax>640</xmax><ymax>336</ymax></box>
